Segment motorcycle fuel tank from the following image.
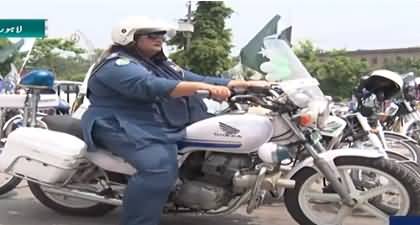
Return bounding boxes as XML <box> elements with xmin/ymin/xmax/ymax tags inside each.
<box><xmin>179</xmin><ymin>114</ymin><xmax>274</xmax><ymax>154</ymax></box>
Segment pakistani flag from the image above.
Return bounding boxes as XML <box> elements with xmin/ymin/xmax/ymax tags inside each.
<box><xmin>239</xmin><ymin>15</ymin><xmax>280</xmax><ymax>74</ymax></box>
<box><xmin>278</xmin><ymin>26</ymin><xmax>292</xmax><ymax>46</ymax></box>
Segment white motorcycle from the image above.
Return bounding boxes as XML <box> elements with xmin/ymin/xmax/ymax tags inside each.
<box><xmin>0</xmin><ymin>78</ymin><xmax>59</xmax><ymax>195</ymax></box>
<box><xmin>1</xmin><ymin>38</ymin><xmax>420</xmax><ymax>225</ymax></box>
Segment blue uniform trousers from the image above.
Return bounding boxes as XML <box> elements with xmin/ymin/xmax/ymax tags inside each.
<box><xmin>92</xmin><ymin>118</ymin><xmax>178</xmax><ymax>225</ymax></box>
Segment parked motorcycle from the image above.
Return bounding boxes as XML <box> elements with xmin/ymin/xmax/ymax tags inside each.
<box><xmin>347</xmin><ymin>70</ymin><xmax>420</xmax><ymax>163</ymax></box>
<box><xmin>1</xmin><ymin>38</ymin><xmax>420</xmax><ymax>225</ymax></box>
<box><xmin>0</xmin><ymin>69</ymin><xmax>60</xmax><ymax>195</ymax></box>
<box><xmin>381</xmin><ymin>72</ymin><xmax>420</xmax><ymax>143</ymax></box>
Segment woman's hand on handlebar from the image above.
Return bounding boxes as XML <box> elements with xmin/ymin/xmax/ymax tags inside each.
<box><xmin>205</xmin><ymin>84</ymin><xmax>231</xmax><ymax>102</ymax></box>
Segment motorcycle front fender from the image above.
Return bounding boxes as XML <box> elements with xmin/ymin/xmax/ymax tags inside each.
<box><xmin>278</xmin><ymin>148</ymin><xmax>384</xmax><ymax>196</ymax></box>
<box><xmin>384</xmin><ymin>130</ymin><xmax>418</xmax><ymax>144</ymax></box>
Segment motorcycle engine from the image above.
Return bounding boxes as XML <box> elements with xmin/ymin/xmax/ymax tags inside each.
<box><xmin>201</xmin><ymin>152</ymin><xmax>253</xmax><ymax>184</ymax></box>
<box><xmin>173</xmin><ymin>180</ymin><xmax>231</xmax><ymax>210</ymax></box>
<box><xmin>173</xmin><ymin>152</ymin><xmax>254</xmax><ymax>210</ymax></box>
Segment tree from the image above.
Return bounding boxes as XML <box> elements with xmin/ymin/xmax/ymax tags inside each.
<box><xmin>294</xmin><ymin>40</ymin><xmax>323</xmax><ymax>74</ymax></box>
<box><xmin>295</xmin><ymin>41</ymin><xmax>368</xmax><ymax>99</ymax></box>
<box><xmin>0</xmin><ymin>39</ymin><xmax>12</xmax><ymax>75</ymax></box>
<box><xmin>23</xmin><ymin>38</ymin><xmax>90</xmax><ymax>80</ymax></box>
<box><xmin>384</xmin><ymin>57</ymin><xmax>420</xmax><ymax>75</ymax></box>
<box><xmin>169</xmin><ymin>1</ymin><xmax>234</xmax><ymax>75</ymax></box>
<box><xmin>0</xmin><ymin>39</ymin><xmax>22</xmax><ymax>75</ymax></box>
<box><xmin>27</xmin><ymin>38</ymin><xmax>84</xmax><ymax>66</ymax></box>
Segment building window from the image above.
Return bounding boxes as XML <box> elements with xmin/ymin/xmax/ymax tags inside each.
<box><xmin>396</xmin><ymin>56</ymin><xmax>402</xmax><ymax>61</ymax></box>
<box><xmin>383</xmin><ymin>57</ymin><xmax>389</xmax><ymax>65</ymax></box>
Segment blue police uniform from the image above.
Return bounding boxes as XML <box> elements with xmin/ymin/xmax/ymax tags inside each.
<box><xmin>81</xmin><ymin>50</ymin><xmax>230</xmax><ymax>225</ymax></box>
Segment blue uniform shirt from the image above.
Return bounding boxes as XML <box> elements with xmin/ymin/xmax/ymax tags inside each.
<box><xmin>81</xmin><ymin>51</ymin><xmax>230</xmax><ymax>151</ymax></box>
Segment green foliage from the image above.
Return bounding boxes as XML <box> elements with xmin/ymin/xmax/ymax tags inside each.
<box><xmin>0</xmin><ymin>39</ymin><xmax>10</xmax><ymax>47</ymax></box>
<box><xmin>0</xmin><ymin>39</ymin><xmax>15</xmax><ymax>75</ymax></box>
<box><xmin>24</xmin><ymin>38</ymin><xmax>90</xmax><ymax>81</ymax></box>
<box><xmin>384</xmin><ymin>57</ymin><xmax>420</xmax><ymax>75</ymax></box>
<box><xmin>169</xmin><ymin>1</ymin><xmax>234</xmax><ymax>75</ymax></box>
<box><xmin>28</xmin><ymin>38</ymin><xmax>84</xmax><ymax>65</ymax></box>
<box><xmin>295</xmin><ymin>41</ymin><xmax>369</xmax><ymax>99</ymax></box>
<box><xmin>60</xmin><ymin>72</ymin><xmax>86</xmax><ymax>82</ymax></box>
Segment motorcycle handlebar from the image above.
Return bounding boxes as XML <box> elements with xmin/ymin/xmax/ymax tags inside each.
<box><xmin>195</xmin><ymin>90</ymin><xmax>211</xmax><ymax>98</ymax></box>
<box><xmin>196</xmin><ymin>85</ymin><xmax>285</xmax><ymax>111</ymax></box>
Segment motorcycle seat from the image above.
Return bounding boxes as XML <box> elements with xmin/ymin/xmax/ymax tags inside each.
<box><xmin>41</xmin><ymin>115</ymin><xmax>137</xmax><ymax>175</ymax></box>
<box><xmin>42</xmin><ymin>115</ymin><xmax>83</xmax><ymax>139</ymax></box>
<box><xmin>87</xmin><ymin>149</ymin><xmax>136</xmax><ymax>175</ymax></box>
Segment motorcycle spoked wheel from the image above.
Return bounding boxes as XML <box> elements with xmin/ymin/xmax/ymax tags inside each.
<box><xmin>284</xmin><ymin>156</ymin><xmax>420</xmax><ymax>225</ymax></box>
<box><xmin>366</xmin><ymin>152</ymin><xmax>420</xmax><ymax>215</ymax></box>
<box><xmin>28</xmin><ymin>181</ymin><xmax>117</xmax><ymax>217</ymax></box>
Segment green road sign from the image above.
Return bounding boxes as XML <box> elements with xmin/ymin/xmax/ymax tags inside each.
<box><xmin>0</xmin><ymin>19</ymin><xmax>46</xmax><ymax>38</ymax></box>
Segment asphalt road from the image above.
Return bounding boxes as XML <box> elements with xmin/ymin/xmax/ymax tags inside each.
<box><xmin>0</xmin><ymin>181</ymin><xmax>386</xmax><ymax>225</ymax></box>
<box><xmin>0</xmin><ymin>182</ymin><xmax>298</xmax><ymax>225</ymax></box>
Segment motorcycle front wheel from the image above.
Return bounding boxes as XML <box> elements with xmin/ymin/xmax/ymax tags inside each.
<box><xmin>284</xmin><ymin>156</ymin><xmax>420</xmax><ymax>225</ymax></box>
<box><xmin>384</xmin><ymin>132</ymin><xmax>420</xmax><ymax>164</ymax></box>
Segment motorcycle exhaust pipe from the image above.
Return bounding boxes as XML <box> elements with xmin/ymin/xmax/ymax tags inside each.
<box><xmin>42</xmin><ymin>186</ymin><xmax>122</xmax><ymax>206</ymax></box>
<box><xmin>276</xmin><ymin>178</ymin><xmax>295</xmax><ymax>189</ymax></box>
<box><xmin>233</xmin><ymin>171</ymin><xmax>296</xmax><ymax>193</ymax></box>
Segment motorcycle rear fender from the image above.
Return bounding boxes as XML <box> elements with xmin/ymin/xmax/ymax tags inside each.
<box><xmin>278</xmin><ymin>148</ymin><xmax>383</xmax><ymax>196</ymax></box>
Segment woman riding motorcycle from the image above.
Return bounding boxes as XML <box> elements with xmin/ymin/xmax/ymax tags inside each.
<box><xmin>82</xmin><ymin>16</ymin><xmax>267</xmax><ymax>225</ymax></box>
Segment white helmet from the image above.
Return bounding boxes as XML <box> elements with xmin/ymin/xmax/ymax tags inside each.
<box><xmin>370</xmin><ymin>69</ymin><xmax>403</xmax><ymax>88</ymax></box>
<box><xmin>111</xmin><ymin>16</ymin><xmax>176</xmax><ymax>46</ymax></box>
<box><xmin>362</xmin><ymin>69</ymin><xmax>403</xmax><ymax>99</ymax></box>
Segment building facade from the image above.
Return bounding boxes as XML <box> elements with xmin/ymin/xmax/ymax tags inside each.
<box><xmin>345</xmin><ymin>47</ymin><xmax>420</xmax><ymax>69</ymax></box>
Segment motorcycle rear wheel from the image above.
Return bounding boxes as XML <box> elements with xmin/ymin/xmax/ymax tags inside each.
<box><xmin>28</xmin><ymin>181</ymin><xmax>116</xmax><ymax>217</ymax></box>
<box><xmin>0</xmin><ymin>173</ymin><xmax>22</xmax><ymax>195</ymax></box>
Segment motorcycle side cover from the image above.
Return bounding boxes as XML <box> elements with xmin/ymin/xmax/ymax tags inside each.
<box><xmin>0</xmin><ymin>127</ymin><xmax>87</xmax><ymax>184</ymax></box>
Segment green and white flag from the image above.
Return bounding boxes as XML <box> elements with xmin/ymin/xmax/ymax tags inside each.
<box><xmin>239</xmin><ymin>15</ymin><xmax>280</xmax><ymax>74</ymax></box>
<box><xmin>278</xmin><ymin>26</ymin><xmax>292</xmax><ymax>46</ymax></box>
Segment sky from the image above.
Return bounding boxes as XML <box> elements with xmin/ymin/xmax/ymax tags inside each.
<box><xmin>2</xmin><ymin>0</ymin><xmax>420</xmax><ymax>55</ymax></box>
